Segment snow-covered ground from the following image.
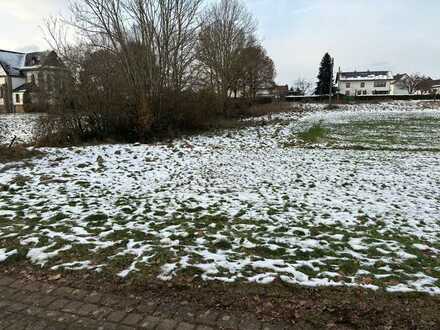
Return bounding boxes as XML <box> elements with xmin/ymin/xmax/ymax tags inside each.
<box><xmin>0</xmin><ymin>102</ymin><xmax>439</xmax><ymax>295</ymax></box>
<box><xmin>0</xmin><ymin>113</ymin><xmax>40</xmax><ymax>145</ymax></box>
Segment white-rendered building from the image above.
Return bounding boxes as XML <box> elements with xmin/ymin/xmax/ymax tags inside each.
<box><xmin>336</xmin><ymin>71</ymin><xmax>395</xmax><ymax>96</ymax></box>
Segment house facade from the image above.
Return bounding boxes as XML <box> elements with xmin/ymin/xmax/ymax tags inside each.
<box><xmin>0</xmin><ymin>49</ymin><xmax>62</xmax><ymax>113</ymax></box>
<box><xmin>336</xmin><ymin>70</ymin><xmax>396</xmax><ymax>96</ymax></box>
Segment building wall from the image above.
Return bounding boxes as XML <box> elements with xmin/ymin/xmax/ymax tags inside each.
<box><xmin>338</xmin><ymin>80</ymin><xmax>392</xmax><ymax>96</ymax></box>
<box><xmin>14</xmin><ymin>105</ymin><xmax>25</xmax><ymax>113</ymax></box>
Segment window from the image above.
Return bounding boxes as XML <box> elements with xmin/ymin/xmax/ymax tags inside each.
<box><xmin>346</xmin><ymin>83</ymin><xmax>351</xmax><ymax>88</ymax></box>
<box><xmin>374</xmin><ymin>81</ymin><xmax>387</xmax><ymax>88</ymax></box>
<box><xmin>372</xmin><ymin>90</ymin><xmax>390</xmax><ymax>95</ymax></box>
<box><xmin>361</xmin><ymin>82</ymin><xmax>365</xmax><ymax>88</ymax></box>
<box><xmin>15</xmin><ymin>94</ymin><xmax>21</xmax><ymax>104</ymax></box>
<box><xmin>363</xmin><ymin>90</ymin><xmax>367</xmax><ymax>95</ymax></box>
<box><xmin>31</xmin><ymin>74</ymin><xmax>36</xmax><ymax>84</ymax></box>
<box><xmin>0</xmin><ymin>85</ymin><xmax>3</xmax><ymax>98</ymax></box>
<box><xmin>357</xmin><ymin>90</ymin><xmax>362</xmax><ymax>96</ymax></box>
<box><xmin>345</xmin><ymin>91</ymin><xmax>350</xmax><ymax>96</ymax></box>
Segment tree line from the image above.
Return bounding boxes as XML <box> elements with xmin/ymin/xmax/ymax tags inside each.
<box><xmin>37</xmin><ymin>0</ymin><xmax>276</xmax><ymax>144</ymax></box>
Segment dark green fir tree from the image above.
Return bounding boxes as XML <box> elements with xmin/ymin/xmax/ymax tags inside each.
<box><xmin>315</xmin><ymin>53</ymin><xmax>334</xmax><ymax>95</ymax></box>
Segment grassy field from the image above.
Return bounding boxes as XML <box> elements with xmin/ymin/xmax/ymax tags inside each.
<box><xmin>293</xmin><ymin>105</ymin><xmax>440</xmax><ymax>151</ymax></box>
<box><xmin>1</xmin><ymin>102</ymin><xmax>440</xmax><ymax>295</ymax></box>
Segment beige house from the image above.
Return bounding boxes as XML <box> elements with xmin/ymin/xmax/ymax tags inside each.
<box><xmin>0</xmin><ymin>49</ymin><xmax>62</xmax><ymax>113</ymax></box>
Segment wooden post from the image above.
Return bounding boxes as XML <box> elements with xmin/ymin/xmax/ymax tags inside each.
<box><xmin>8</xmin><ymin>136</ymin><xmax>17</xmax><ymax>149</ymax></box>
<box><xmin>329</xmin><ymin>57</ymin><xmax>334</xmax><ymax>106</ymax></box>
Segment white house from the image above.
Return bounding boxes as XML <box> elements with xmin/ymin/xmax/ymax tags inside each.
<box><xmin>336</xmin><ymin>70</ymin><xmax>395</xmax><ymax>96</ymax></box>
<box><xmin>0</xmin><ymin>49</ymin><xmax>62</xmax><ymax>113</ymax></box>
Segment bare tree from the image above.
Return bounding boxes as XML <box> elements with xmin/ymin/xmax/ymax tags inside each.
<box><xmin>197</xmin><ymin>0</ymin><xmax>256</xmax><ymax>111</ymax></box>
<box><xmin>236</xmin><ymin>44</ymin><xmax>275</xmax><ymax>100</ymax></box>
<box><xmin>402</xmin><ymin>74</ymin><xmax>431</xmax><ymax>94</ymax></box>
<box><xmin>293</xmin><ymin>78</ymin><xmax>313</xmax><ymax>96</ymax></box>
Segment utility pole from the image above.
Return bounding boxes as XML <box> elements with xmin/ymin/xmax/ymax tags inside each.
<box><xmin>328</xmin><ymin>57</ymin><xmax>334</xmax><ymax>106</ymax></box>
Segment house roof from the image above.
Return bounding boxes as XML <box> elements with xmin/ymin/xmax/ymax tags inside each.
<box><xmin>0</xmin><ymin>49</ymin><xmax>62</xmax><ymax>76</ymax></box>
<box><xmin>12</xmin><ymin>83</ymin><xmax>33</xmax><ymax>93</ymax></box>
<box><xmin>337</xmin><ymin>71</ymin><xmax>393</xmax><ymax>82</ymax></box>
<box><xmin>0</xmin><ymin>50</ymin><xmax>26</xmax><ymax>76</ymax></box>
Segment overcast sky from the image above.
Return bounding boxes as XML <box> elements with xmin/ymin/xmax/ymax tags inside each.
<box><xmin>1</xmin><ymin>0</ymin><xmax>439</xmax><ymax>86</ymax></box>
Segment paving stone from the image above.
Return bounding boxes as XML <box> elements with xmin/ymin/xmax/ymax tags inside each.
<box><xmin>176</xmin><ymin>321</ymin><xmax>196</xmax><ymax>330</ymax></box>
<box><xmin>23</xmin><ymin>282</ymin><xmax>42</xmax><ymax>292</ymax></box>
<box><xmin>48</xmin><ymin>298</ymin><xmax>71</xmax><ymax>311</ymax></box>
<box><xmin>84</xmin><ymin>291</ymin><xmax>103</xmax><ymax>304</ymax></box>
<box><xmin>11</xmin><ymin>290</ymin><xmax>32</xmax><ymax>302</ymax></box>
<box><xmin>122</xmin><ymin>312</ymin><xmax>144</xmax><ymax>326</ymax></box>
<box><xmin>40</xmin><ymin>283</ymin><xmax>57</xmax><ymax>295</ymax></box>
<box><xmin>97</xmin><ymin>321</ymin><xmax>119</xmax><ymax>330</ymax></box>
<box><xmin>54</xmin><ymin>286</ymin><xmax>75</xmax><ymax>298</ymax></box>
<box><xmin>261</xmin><ymin>321</ymin><xmax>292</xmax><ymax>330</ymax></box>
<box><xmin>75</xmin><ymin>316</ymin><xmax>101</xmax><ymax>328</ymax></box>
<box><xmin>238</xmin><ymin>312</ymin><xmax>262</xmax><ymax>330</ymax></box>
<box><xmin>136</xmin><ymin>300</ymin><xmax>158</xmax><ymax>314</ymax></box>
<box><xmin>71</xmin><ymin>289</ymin><xmax>89</xmax><ymax>300</ymax></box>
<box><xmin>25</xmin><ymin>319</ymin><xmax>50</xmax><ymax>330</ymax></box>
<box><xmin>0</xmin><ymin>287</ymin><xmax>18</xmax><ymax>299</ymax></box>
<box><xmin>217</xmin><ymin>314</ymin><xmax>239</xmax><ymax>329</ymax></box>
<box><xmin>62</xmin><ymin>300</ymin><xmax>84</xmax><ymax>314</ymax></box>
<box><xmin>10</xmin><ymin>280</ymin><xmax>26</xmax><ymax>289</ymax></box>
<box><xmin>0</xmin><ymin>311</ymin><xmax>15</xmax><ymax>328</ymax></box>
<box><xmin>77</xmin><ymin>303</ymin><xmax>100</xmax><ymax>316</ymax></box>
<box><xmin>195</xmin><ymin>310</ymin><xmax>219</xmax><ymax>326</ymax></box>
<box><xmin>91</xmin><ymin>306</ymin><xmax>113</xmax><ymax>320</ymax></box>
<box><xmin>195</xmin><ymin>326</ymin><xmax>214</xmax><ymax>330</ymax></box>
<box><xmin>140</xmin><ymin>316</ymin><xmax>161</xmax><ymax>329</ymax></box>
<box><xmin>55</xmin><ymin>311</ymin><xmax>80</xmax><ymax>324</ymax></box>
<box><xmin>6</xmin><ymin>302</ymin><xmax>28</xmax><ymax>312</ymax></box>
<box><xmin>24</xmin><ymin>306</ymin><xmax>45</xmax><ymax>316</ymax></box>
<box><xmin>107</xmin><ymin>310</ymin><xmax>127</xmax><ymax>323</ymax></box>
<box><xmin>101</xmin><ymin>294</ymin><xmax>123</xmax><ymax>307</ymax></box>
<box><xmin>156</xmin><ymin>318</ymin><xmax>178</xmax><ymax>330</ymax></box>
<box><xmin>0</xmin><ymin>276</ymin><xmax>15</xmax><ymax>286</ymax></box>
<box><xmin>33</xmin><ymin>294</ymin><xmax>57</xmax><ymax>307</ymax></box>
<box><xmin>5</xmin><ymin>318</ymin><xmax>31</xmax><ymax>330</ymax></box>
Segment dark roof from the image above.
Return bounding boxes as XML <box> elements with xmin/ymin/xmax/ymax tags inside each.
<box><xmin>340</xmin><ymin>71</ymin><xmax>390</xmax><ymax>78</ymax></box>
<box><xmin>12</xmin><ymin>83</ymin><xmax>32</xmax><ymax>93</ymax></box>
<box><xmin>0</xmin><ymin>49</ymin><xmax>24</xmax><ymax>55</ymax></box>
<box><xmin>0</xmin><ymin>60</ymin><xmax>22</xmax><ymax>76</ymax></box>
<box><xmin>24</xmin><ymin>51</ymin><xmax>63</xmax><ymax>68</ymax></box>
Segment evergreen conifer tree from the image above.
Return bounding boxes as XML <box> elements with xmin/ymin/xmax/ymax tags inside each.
<box><xmin>315</xmin><ymin>53</ymin><xmax>334</xmax><ymax>95</ymax></box>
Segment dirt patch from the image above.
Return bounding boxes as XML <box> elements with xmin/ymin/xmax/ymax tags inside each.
<box><xmin>1</xmin><ymin>263</ymin><xmax>439</xmax><ymax>329</ymax></box>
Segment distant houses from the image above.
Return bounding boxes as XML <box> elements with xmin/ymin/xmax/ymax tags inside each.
<box><xmin>0</xmin><ymin>49</ymin><xmax>63</xmax><ymax>113</ymax></box>
<box><xmin>335</xmin><ymin>69</ymin><xmax>440</xmax><ymax>97</ymax></box>
<box><xmin>335</xmin><ymin>70</ymin><xmax>410</xmax><ymax>96</ymax></box>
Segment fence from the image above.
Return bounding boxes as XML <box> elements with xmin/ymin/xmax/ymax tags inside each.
<box><xmin>285</xmin><ymin>94</ymin><xmax>440</xmax><ymax>103</ymax></box>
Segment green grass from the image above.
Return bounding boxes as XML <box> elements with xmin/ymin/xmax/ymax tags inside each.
<box><xmin>298</xmin><ymin>121</ymin><xmax>327</xmax><ymax>143</ymax></box>
<box><xmin>293</xmin><ymin>111</ymin><xmax>440</xmax><ymax>151</ymax></box>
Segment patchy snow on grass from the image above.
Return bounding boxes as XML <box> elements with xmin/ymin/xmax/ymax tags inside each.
<box><xmin>0</xmin><ymin>248</ymin><xmax>17</xmax><ymax>262</ymax></box>
<box><xmin>0</xmin><ymin>101</ymin><xmax>440</xmax><ymax>295</ymax></box>
<box><xmin>0</xmin><ymin>113</ymin><xmax>41</xmax><ymax>145</ymax></box>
